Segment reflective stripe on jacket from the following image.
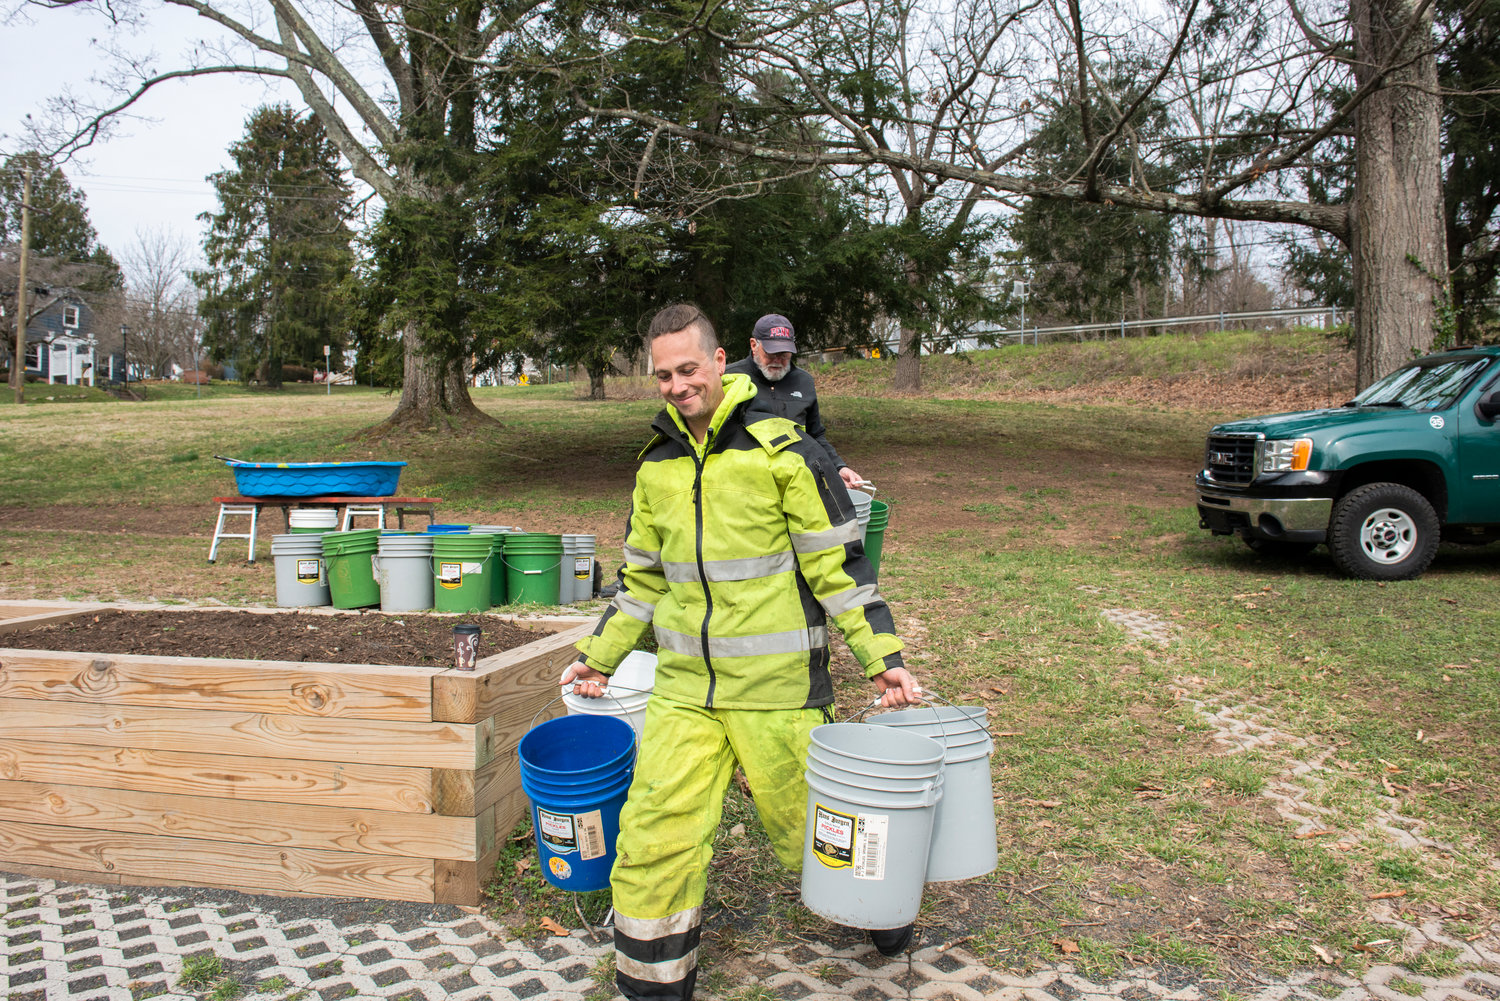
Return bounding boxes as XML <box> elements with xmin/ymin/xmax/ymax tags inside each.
<box><xmin>576</xmin><ymin>373</ymin><xmax>903</xmax><ymax>709</ymax></box>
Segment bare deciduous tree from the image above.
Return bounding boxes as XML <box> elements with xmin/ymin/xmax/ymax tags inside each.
<box><xmin>581</xmin><ymin>0</ymin><xmax>1448</xmax><ymax>389</ymax></box>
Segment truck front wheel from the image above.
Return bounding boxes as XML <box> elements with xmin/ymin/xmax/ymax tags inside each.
<box><xmin>1328</xmin><ymin>483</ymin><xmax>1440</xmax><ymax>580</ymax></box>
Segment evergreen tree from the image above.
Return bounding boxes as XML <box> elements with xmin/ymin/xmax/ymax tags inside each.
<box><xmin>192</xmin><ymin>106</ymin><xmax>354</xmax><ymax>387</ymax></box>
<box><xmin>0</xmin><ymin>151</ymin><xmax>124</xmax><ymax>294</ymax></box>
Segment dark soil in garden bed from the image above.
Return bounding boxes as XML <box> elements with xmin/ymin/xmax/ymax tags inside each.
<box><xmin>0</xmin><ymin>609</ymin><xmax>553</xmax><ymax>666</ymax></box>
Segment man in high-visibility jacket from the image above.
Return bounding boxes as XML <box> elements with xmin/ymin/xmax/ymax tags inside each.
<box><xmin>562</xmin><ymin>303</ymin><xmax>919</xmax><ymax>1001</ymax></box>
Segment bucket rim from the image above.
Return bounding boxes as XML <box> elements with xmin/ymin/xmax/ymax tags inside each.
<box><xmin>809</xmin><ymin>722</ymin><xmax>945</xmax><ymax>768</ymax></box>
<box><xmin>804</xmin><ymin>769</ymin><xmax>943</xmax><ymax>809</ymax></box>
<box><xmin>805</xmin><ymin>755</ymin><xmax>947</xmax><ymax>792</ymax></box>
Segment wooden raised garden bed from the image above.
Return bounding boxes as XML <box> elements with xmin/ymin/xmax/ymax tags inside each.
<box><xmin>0</xmin><ymin>602</ymin><xmax>588</xmax><ymax>905</ymax></box>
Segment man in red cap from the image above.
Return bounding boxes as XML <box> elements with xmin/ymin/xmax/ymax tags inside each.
<box><xmin>726</xmin><ymin>313</ymin><xmax>865</xmax><ymax>489</ymax></box>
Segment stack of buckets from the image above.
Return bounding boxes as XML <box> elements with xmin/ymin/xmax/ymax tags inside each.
<box><xmin>322</xmin><ymin>529</ymin><xmax>381</xmax><ymax>608</ymax></box>
<box><xmin>800</xmin><ymin>703</ymin><xmax>996</xmax><ymax>931</ymax></box>
<box><xmin>503</xmin><ymin>533</ymin><xmax>565</xmax><ymax>606</ymax></box>
<box><xmin>847</xmin><ymin>490</ymin><xmax>891</xmax><ymax>577</ymax></box>
<box><xmin>269</xmin><ymin>508</ymin><xmax>338</xmax><ymax>607</ymax></box>
<box><xmin>561</xmin><ymin>650</ymin><xmax>655</xmax><ymax>740</ymax></box>
<box><xmin>269</xmin><ymin>518</ymin><xmax>595</xmax><ymax>611</ymax></box>
<box><xmin>518</xmin><ymin>712</ymin><xmax>636</xmax><ymax>891</ymax></box>
<box><xmin>374</xmin><ymin>532</ymin><xmax>435</xmax><ymax>612</ymax></box>
<box><xmin>432</xmin><ymin>532</ymin><xmax>495</xmax><ymax>613</ymax></box>
<box><xmin>561</xmin><ymin>534</ymin><xmax>597</xmax><ymax>603</ymax></box>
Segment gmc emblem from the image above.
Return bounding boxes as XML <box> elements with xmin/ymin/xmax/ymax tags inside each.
<box><xmin>1209</xmin><ymin>450</ymin><xmax>1235</xmax><ymax>465</ymax></box>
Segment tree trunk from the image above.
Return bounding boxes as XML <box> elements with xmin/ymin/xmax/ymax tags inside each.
<box><xmin>892</xmin><ymin>259</ymin><xmax>924</xmax><ymax>392</ymax></box>
<box><xmin>363</xmin><ymin>320</ymin><xmax>492</xmax><ymax>434</ymax></box>
<box><xmin>588</xmin><ymin>364</ymin><xmax>606</xmax><ymax>400</ymax></box>
<box><xmin>1350</xmin><ymin>0</ymin><xmax>1448</xmax><ymax>390</ymax></box>
<box><xmin>893</xmin><ymin>322</ymin><xmax>922</xmax><ymax>391</ymax></box>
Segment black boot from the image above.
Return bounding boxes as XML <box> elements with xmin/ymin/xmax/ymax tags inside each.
<box><xmin>869</xmin><ymin>923</ymin><xmax>915</xmax><ymax>957</ymax></box>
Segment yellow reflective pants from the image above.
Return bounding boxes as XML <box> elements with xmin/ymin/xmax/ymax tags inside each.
<box><xmin>611</xmin><ymin>695</ymin><xmax>824</xmax><ymax>1000</ymax></box>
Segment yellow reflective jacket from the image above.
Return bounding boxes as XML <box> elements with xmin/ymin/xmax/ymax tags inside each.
<box><xmin>576</xmin><ymin>373</ymin><xmax>904</xmax><ymax>709</ymax></box>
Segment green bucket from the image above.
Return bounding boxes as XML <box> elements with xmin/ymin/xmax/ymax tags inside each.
<box><xmin>433</xmin><ymin>534</ymin><xmax>495</xmax><ymax>613</ymax></box>
<box><xmin>489</xmin><ymin>534</ymin><xmax>509</xmax><ymax>606</ymax></box>
<box><xmin>865</xmin><ymin>500</ymin><xmax>890</xmax><ymax>578</ymax></box>
<box><xmin>503</xmin><ymin>533</ymin><xmax>564</xmax><ymax>606</ymax></box>
<box><xmin>321</xmin><ymin>530</ymin><xmax>381</xmax><ymax>608</ymax></box>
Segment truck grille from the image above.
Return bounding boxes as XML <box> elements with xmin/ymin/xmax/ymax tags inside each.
<box><xmin>1204</xmin><ymin>433</ymin><xmax>1260</xmax><ymax>485</ymax></box>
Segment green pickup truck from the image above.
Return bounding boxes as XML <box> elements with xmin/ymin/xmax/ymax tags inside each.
<box><xmin>1195</xmin><ymin>344</ymin><xmax>1500</xmax><ymax>580</ymax></box>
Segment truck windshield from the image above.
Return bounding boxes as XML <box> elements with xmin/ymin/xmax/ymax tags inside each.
<box><xmin>1351</xmin><ymin>356</ymin><xmax>1493</xmax><ymax>411</ymax></box>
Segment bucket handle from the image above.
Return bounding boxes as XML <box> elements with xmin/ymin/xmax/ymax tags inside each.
<box><xmin>500</xmin><ymin>554</ymin><xmax>564</xmax><ymax>573</ymax></box>
<box><xmin>529</xmin><ymin>682</ymin><xmax>652</xmax><ymax>744</ymax></box>
<box><xmin>850</xmin><ymin>687</ymin><xmax>995</xmax><ymax>741</ymax></box>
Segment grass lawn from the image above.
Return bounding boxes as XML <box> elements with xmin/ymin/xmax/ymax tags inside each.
<box><xmin>1</xmin><ymin>329</ymin><xmax>1496</xmax><ymax>987</ymax></box>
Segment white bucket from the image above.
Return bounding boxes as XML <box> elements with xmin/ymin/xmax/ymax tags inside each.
<box><xmin>870</xmin><ymin>706</ymin><xmax>996</xmax><ymax>882</ymax></box>
<box><xmin>562</xmin><ymin>688</ymin><xmax>650</xmax><ymax>740</ymax></box>
<box><xmin>271</xmin><ymin>533</ymin><xmax>330</xmax><ymax>607</ymax></box>
<box><xmin>289</xmin><ymin>508</ymin><xmax>339</xmax><ymax>530</ymax></box>
<box><xmin>847</xmin><ymin>490</ymin><xmax>874</xmax><ymax>545</ymax></box>
<box><xmin>800</xmin><ymin>723</ymin><xmax>944</xmax><ymax>930</ymax></box>
<box><xmin>566</xmin><ymin>534</ymin><xmax>596</xmax><ymax>602</ymax></box>
<box><xmin>612</xmin><ymin>650</ymin><xmax>658</xmax><ymax>693</ymax></box>
<box><xmin>374</xmin><ymin>533</ymin><xmax>435</xmax><ymax>612</ymax></box>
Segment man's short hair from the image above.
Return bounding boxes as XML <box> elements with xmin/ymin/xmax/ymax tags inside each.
<box><xmin>648</xmin><ymin>304</ymin><xmax>718</xmax><ymax>356</ymax></box>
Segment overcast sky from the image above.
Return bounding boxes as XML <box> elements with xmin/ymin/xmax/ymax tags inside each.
<box><xmin>1</xmin><ymin>2</ymin><xmax>306</xmax><ymax>263</ymax></box>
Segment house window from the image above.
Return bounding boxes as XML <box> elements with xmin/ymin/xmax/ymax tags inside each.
<box><xmin>24</xmin><ymin>343</ymin><xmax>42</xmax><ymax>368</ymax></box>
<box><xmin>63</xmin><ymin>304</ymin><xmax>80</xmax><ymax>329</ymax></box>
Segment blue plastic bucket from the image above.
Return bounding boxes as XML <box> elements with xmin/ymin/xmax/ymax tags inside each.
<box><xmin>519</xmin><ymin>714</ymin><xmax>637</xmax><ymax>891</ymax></box>
<box><xmin>425</xmin><ymin>524</ymin><xmax>470</xmax><ymax>534</ymax></box>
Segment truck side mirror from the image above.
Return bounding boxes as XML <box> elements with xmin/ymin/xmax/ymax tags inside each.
<box><xmin>1478</xmin><ymin>390</ymin><xmax>1500</xmax><ymax>422</ymax></box>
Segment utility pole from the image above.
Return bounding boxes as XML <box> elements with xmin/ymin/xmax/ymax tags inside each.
<box><xmin>10</xmin><ymin>166</ymin><xmax>33</xmax><ymax>404</ymax></box>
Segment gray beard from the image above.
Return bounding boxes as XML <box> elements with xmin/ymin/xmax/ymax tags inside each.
<box><xmin>755</xmin><ymin>360</ymin><xmax>790</xmax><ymax>382</ymax></box>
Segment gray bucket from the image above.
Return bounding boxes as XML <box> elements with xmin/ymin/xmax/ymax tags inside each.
<box><xmin>871</xmin><ymin>706</ymin><xmax>997</xmax><ymax>882</ymax></box>
<box><xmin>271</xmin><ymin>533</ymin><xmax>330</xmax><ymax>607</ymax></box>
<box><xmin>566</xmin><ymin>534</ymin><xmax>596</xmax><ymax>602</ymax></box>
<box><xmin>558</xmin><ymin>535</ymin><xmax>578</xmax><ymax>604</ymax></box>
<box><xmin>800</xmin><ymin>723</ymin><xmax>944</xmax><ymax>930</ymax></box>
<box><xmin>374</xmin><ymin>533</ymin><xmax>435</xmax><ymax>612</ymax></box>
<box><xmin>847</xmin><ymin>489</ymin><xmax>874</xmax><ymax>545</ymax></box>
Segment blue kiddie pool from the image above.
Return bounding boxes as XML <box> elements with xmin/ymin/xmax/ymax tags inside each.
<box><xmin>224</xmin><ymin>460</ymin><xmax>406</xmax><ymax>497</ymax></box>
<box><xmin>518</xmin><ymin>713</ymin><xmax>637</xmax><ymax>891</ymax></box>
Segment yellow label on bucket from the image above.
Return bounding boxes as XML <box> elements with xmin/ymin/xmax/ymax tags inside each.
<box><xmin>575</xmin><ymin>557</ymin><xmax>591</xmax><ymax>580</ymax></box>
<box><xmin>812</xmin><ymin>803</ymin><xmax>855</xmax><ymax>869</ymax></box>
<box><xmin>296</xmin><ymin>559</ymin><xmax>321</xmax><ymax>584</ymax></box>
<box><xmin>438</xmin><ymin>561</ymin><xmax>462</xmax><ymax>589</ymax></box>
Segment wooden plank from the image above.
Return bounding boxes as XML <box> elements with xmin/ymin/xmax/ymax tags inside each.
<box><xmin>0</xmin><ymin>738</ymin><xmax>435</xmax><ymax>813</ymax></box>
<box><xmin>0</xmin><ymin>779</ymin><xmax>478</xmax><ymax>860</ymax></box>
<box><xmin>432</xmin><ymin>621</ymin><xmax>590</xmax><ymax>724</ymax></box>
<box><xmin>0</xmin><ymin>606</ymin><xmax>108</xmax><ymax>635</ymax></box>
<box><xmin>0</xmin><ymin>820</ymin><xmax>437</xmax><ymax>903</ymax></box>
<box><xmin>0</xmin><ymin>698</ymin><xmax>484</xmax><ymax>769</ymax></box>
<box><xmin>0</xmin><ymin>649</ymin><xmax>435</xmax><ymax>720</ymax></box>
<box><xmin>434</xmin><ymin>810</ymin><xmax>500</xmax><ymax>907</ymax></box>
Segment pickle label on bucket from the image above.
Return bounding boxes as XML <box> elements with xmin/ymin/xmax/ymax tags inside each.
<box><xmin>852</xmin><ymin>813</ymin><xmax>889</xmax><ymax>881</ymax></box>
<box><xmin>812</xmin><ymin>803</ymin><xmax>855</xmax><ymax>869</ymax></box>
<box><xmin>575</xmin><ymin>809</ymin><xmax>606</xmax><ymax>861</ymax></box>
<box><xmin>574</xmin><ymin>557</ymin><xmax>592</xmax><ymax>580</ymax></box>
<box><xmin>538</xmin><ymin>808</ymin><xmax>578</xmax><ymax>854</ymax></box>
<box><xmin>296</xmin><ymin>559</ymin><xmax>322</xmax><ymax>584</ymax></box>
<box><xmin>438</xmin><ymin>561</ymin><xmax>463</xmax><ymax>589</ymax></box>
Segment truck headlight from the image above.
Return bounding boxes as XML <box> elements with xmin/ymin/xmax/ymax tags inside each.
<box><xmin>1261</xmin><ymin>438</ymin><xmax>1313</xmax><ymax>473</ymax></box>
